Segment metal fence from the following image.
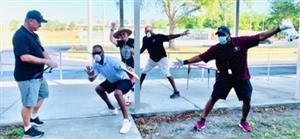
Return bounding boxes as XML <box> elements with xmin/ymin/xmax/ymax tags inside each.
<box><xmin>0</xmin><ymin>49</ymin><xmax>297</xmax><ymax>81</ymax></box>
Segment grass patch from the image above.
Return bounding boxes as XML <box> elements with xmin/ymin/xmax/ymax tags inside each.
<box><xmin>0</xmin><ymin>125</ymin><xmax>23</xmax><ymax>139</ymax></box>
<box><xmin>135</xmin><ymin>105</ymin><xmax>300</xmax><ymax>139</ymax></box>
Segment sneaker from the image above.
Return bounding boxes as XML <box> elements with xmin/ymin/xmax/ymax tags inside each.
<box><xmin>239</xmin><ymin>120</ymin><xmax>253</xmax><ymax>132</ymax></box>
<box><xmin>194</xmin><ymin>120</ymin><xmax>205</xmax><ymax>131</ymax></box>
<box><xmin>24</xmin><ymin>127</ymin><xmax>44</xmax><ymax>138</ymax></box>
<box><xmin>120</xmin><ymin>119</ymin><xmax>131</xmax><ymax>134</ymax></box>
<box><xmin>100</xmin><ymin>108</ymin><xmax>118</xmax><ymax>115</ymax></box>
<box><xmin>170</xmin><ymin>91</ymin><xmax>180</xmax><ymax>99</ymax></box>
<box><xmin>30</xmin><ymin>117</ymin><xmax>44</xmax><ymax>127</ymax></box>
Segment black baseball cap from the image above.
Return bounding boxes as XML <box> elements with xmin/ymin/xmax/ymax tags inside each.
<box><xmin>26</xmin><ymin>10</ymin><xmax>47</xmax><ymax>23</ymax></box>
<box><xmin>215</xmin><ymin>26</ymin><xmax>230</xmax><ymax>36</ymax></box>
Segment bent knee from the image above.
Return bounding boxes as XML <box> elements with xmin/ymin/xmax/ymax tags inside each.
<box><xmin>95</xmin><ymin>86</ymin><xmax>105</xmax><ymax>93</ymax></box>
<box><xmin>114</xmin><ymin>90</ymin><xmax>123</xmax><ymax>97</ymax></box>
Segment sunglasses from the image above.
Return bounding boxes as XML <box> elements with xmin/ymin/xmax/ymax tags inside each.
<box><xmin>92</xmin><ymin>52</ymin><xmax>102</xmax><ymax>55</ymax></box>
<box><xmin>119</xmin><ymin>32</ymin><xmax>127</xmax><ymax>37</ymax></box>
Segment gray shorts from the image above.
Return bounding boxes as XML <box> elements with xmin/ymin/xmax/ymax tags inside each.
<box><xmin>17</xmin><ymin>78</ymin><xmax>49</xmax><ymax>107</ymax></box>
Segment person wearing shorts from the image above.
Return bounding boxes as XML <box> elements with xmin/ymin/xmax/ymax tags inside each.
<box><xmin>85</xmin><ymin>44</ymin><xmax>133</xmax><ymax>134</ymax></box>
<box><xmin>140</xmin><ymin>25</ymin><xmax>189</xmax><ymax>99</ymax></box>
<box><xmin>13</xmin><ymin>10</ymin><xmax>58</xmax><ymax>138</ymax></box>
<box><xmin>175</xmin><ymin>24</ymin><xmax>294</xmax><ymax>132</ymax></box>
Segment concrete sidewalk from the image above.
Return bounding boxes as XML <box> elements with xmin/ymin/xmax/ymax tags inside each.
<box><xmin>1</xmin><ymin>75</ymin><xmax>300</xmax><ymax>138</ymax></box>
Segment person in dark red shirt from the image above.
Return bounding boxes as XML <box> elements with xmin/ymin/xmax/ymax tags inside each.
<box><xmin>175</xmin><ymin>24</ymin><xmax>294</xmax><ymax>132</ymax></box>
<box><xmin>140</xmin><ymin>25</ymin><xmax>189</xmax><ymax>99</ymax></box>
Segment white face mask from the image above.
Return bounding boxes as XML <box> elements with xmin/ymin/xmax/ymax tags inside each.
<box><xmin>94</xmin><ymin>54</ymin><xmax>101</xmax><ymax>63</ymax></box>
<box><xmin>146</xmin><ymin>32</ymin><xmax>151</xmax><ymax>38</ymax></box>
<box><xmin>218</xmin><ymin>36</ymin><xmax>228</xmax><ymax>45</ymax></box>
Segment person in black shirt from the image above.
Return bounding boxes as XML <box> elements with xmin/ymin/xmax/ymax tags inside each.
<box><xmin>110</xmin><ymin>22</ymin><xmax>134</xmax><ymax>105</ymax></box>
<box><xmin>110</xmin><ymin>22</ymin><xmax>134</xmax><ymax>68</ymax></box>
<box><xmin>140</xmin><ymin>25</ymin><xmax>189</xmax><ymax>99</ymax></box>
<box><xmin>12</xmin><ymin>10</ymin><xmax>57</xmax><ymax>138</ymax></box>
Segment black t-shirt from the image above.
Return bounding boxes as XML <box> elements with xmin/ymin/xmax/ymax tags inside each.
<box><xmin>141</xmin><ymin>34</ymin><xmax>169</xmax><ymax>62</ymax></box>
<box><xmin>116</xmin><ymin>38</ymin><xmax>134</xmax><ymax>68</ymax></box>
<box><xmin>13</xmin><ymin>26</ymin><xmax>45</xmax><ymax>81</ymax></box>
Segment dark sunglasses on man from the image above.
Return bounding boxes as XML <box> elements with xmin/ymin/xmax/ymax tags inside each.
<box><xmin>92</xmin><ymin>52</ymin><xmax>102</xmax><ymax>55</ymax></box>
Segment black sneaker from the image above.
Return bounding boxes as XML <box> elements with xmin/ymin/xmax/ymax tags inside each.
<box><xmin>170</xmin><ymin>91</ymin><xmax>180</xmax><ymax>99</ymax></box>
<box><xmin>30</xmin><ymin>117</ymin><xmax>44</xmax><ymax>127</ymax></box>
<box><xmin>24</xmin><ymin>127</ymin><xmax>44</xmax><ymax>138</ymax></box>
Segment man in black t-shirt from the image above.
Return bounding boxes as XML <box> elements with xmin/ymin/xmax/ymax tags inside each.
<box><xmin>110</xmin><ymin>22</ymin><xmax>134</xmax><ymax>105</ymax></box>
<box><xmin>140</xmin><ymin>25</ymin><xmax>189</xmax><ymax>99</ymax></box>
<box><xmin>12</xmin><ymin>10</ymin><xmax>58</xmax><ymax>138</ymax></box>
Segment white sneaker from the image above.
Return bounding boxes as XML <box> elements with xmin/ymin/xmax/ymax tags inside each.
<box><xmin>120</xmin><ymin>119</ymin><xmax>131</xmax><ymax>134</ymax></box>
<box><xmin>110</xmin><ymin>108</ymin><xmax>118</xmax><ymax>115</ymax></box>
<box><xmin>100</xmin><ymin>108</ymin><xmax>118</xmax><ymax>115</ymax></box>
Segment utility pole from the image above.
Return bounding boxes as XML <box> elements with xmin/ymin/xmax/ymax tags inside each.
<box><xmin>0</xmin><ymin>0</ymin><xmax>3</xmax><ymax>77</ymax></box>
<box><xmin>87</xmin><ymin>0</ymin><xmax>93</xmax><ymax>63</ymax></box>
<box><xmin>234</xmin><ymin>0</ymin><xmax>240</xmax><ymax>37</ymax></box>
<box><xmin>134</xmin><ymin>0</ymin><xmax>141</xmax><ymax>111</ymax></box>
<box><xmin>296</xmin><ymin>17</ymin><xmax>300</xmax><ymax>99</ymax></box>
<box><xmin>120</xmin><ymin>0</ymin><xmax>124</xmax><ymax>27</ymax></box>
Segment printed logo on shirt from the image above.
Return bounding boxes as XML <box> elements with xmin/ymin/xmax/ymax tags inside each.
<box><xmin>234</xmin><ymin>46</ymin><xmax>240</xmax><ymax>52</ymax></box>
<box><xmin>121</xmin><ymin>45</ymin><xmax>132</xmax><ymax>60</ymax></box>
<box><xmin>152</xmin><ymin>39</ymin><xmax>156</xmax><ymax>43</ymax></box>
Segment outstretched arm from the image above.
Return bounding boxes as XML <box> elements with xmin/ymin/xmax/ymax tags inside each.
<box><xmin>168</xmin><ymin>30</ymin><xmax>189</xmax><ymax>40</ymax></box>
<box><xmin>185</xmin><ymin>54</ymin><xmax>202</xmax><ymax>64</ymax></box>
<box><xmin>175</xmin><ymin>53</ymin><xmax>202</xmax><ymax>67</ymax></box>
<box><xmin>259</xmin><ymin>22</ymin><xmax>294</xmax><ymax>41</ymax></box>
<box><xmin>258</xmin><ymin>28</ymin><xmax>279</xmax><ymax>41</ymax></box>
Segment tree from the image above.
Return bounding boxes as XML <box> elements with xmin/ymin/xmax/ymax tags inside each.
<box><xmin>44</xmin><ymin>20</ymin><xmax>67</xmax><ymax>31</ymax></box>
<box><xmin>68</xmin><ymin>21</ymin><xmax>78</xmax><ymax>31</ymax></box>
<box><xmin>240</xmin><ymin>12</ymin><xmax>267</xmax><ymax>31</ymax></box>
<box><xmin>9</xmin><ymin>20</ymin><xmax>21</xmax><ymax>31</ymax></box>
<box><xmin>176</xmin><ymin>16</ymin><xmax>200</xmax><ymax>29</ymax></box>
<box><xmin>266</xmin><ymin>0</ymin><xmax>300</xmax><ymax>29</ymax></box>
<box><xmin>200</xmin><ymin>0</ymin><xmax>252</xmax><ymax>29</ymax></box>
<box><xmin>157</xmin><ymin>0</ymin><xmax>210</xmax><ymax>48</ymax></box>
<box><xmin>153</xmin><ymin>20</ymin><xmax>168</xmax><ymax>29</ymax></box>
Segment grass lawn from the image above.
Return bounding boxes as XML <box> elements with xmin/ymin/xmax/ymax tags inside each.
<box><xmin>134</xmin><ymin>105</ymin><xmax>300</xmax><ymax>139</ymax></box>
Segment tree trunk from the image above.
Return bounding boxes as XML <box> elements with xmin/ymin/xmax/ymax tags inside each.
<box><xmin>168</xmin><ymin>19</ymin><xmax>175</xmax><ymax>48</ymax></box>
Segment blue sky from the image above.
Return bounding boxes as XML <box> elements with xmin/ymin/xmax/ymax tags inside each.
<box><xmin>1</xmin><ymin>0</ymin><xmax>271</xmax><ymax>24</ymax></box>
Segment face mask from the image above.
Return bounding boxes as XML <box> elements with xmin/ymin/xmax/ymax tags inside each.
<box><xmin>94</xmin><ymin>54</ymin><xmax>101</xmax><ymax>63</ymax></box>
<box><xmin>146</xmin><ymin>32</ymin><xmax>151</xmax><ymax>38</ymax></box>
<box><xmin>219</xmin><ymin>36</ymin><xmax>228</xmax><ymax>45</ymax></box>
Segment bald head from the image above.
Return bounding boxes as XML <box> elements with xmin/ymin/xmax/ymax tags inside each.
<box><xmin>145</xmin><ymin>25</ymin><xmax>153</xmax><ymax>33</ymax></box>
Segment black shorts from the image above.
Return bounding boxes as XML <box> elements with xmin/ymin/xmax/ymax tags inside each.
<box><xmin>100</xmin><ymin>79</ymin><xmax>133</xmax><ymax>94</ymax></box>
<box><xmin>211</xmin><ymin>79</ymin><xmax>252</xmax><ymax>102</ymax></box>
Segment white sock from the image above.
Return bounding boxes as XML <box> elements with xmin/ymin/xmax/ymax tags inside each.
<box><xmin>31</xmin><ymin>113</ymin><xmax>38</xmax><ymax>119</ymax></box>
<box><xmin>24</xmin><ymin>125</ymin><xmax>32</xmax><ymax>131</ymax></box>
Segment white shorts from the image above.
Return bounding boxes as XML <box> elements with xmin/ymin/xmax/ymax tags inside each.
<box><xmin>142</xmin><ymin>57</ymin><xmax>171</xmax><ymax>77</ymax></box>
